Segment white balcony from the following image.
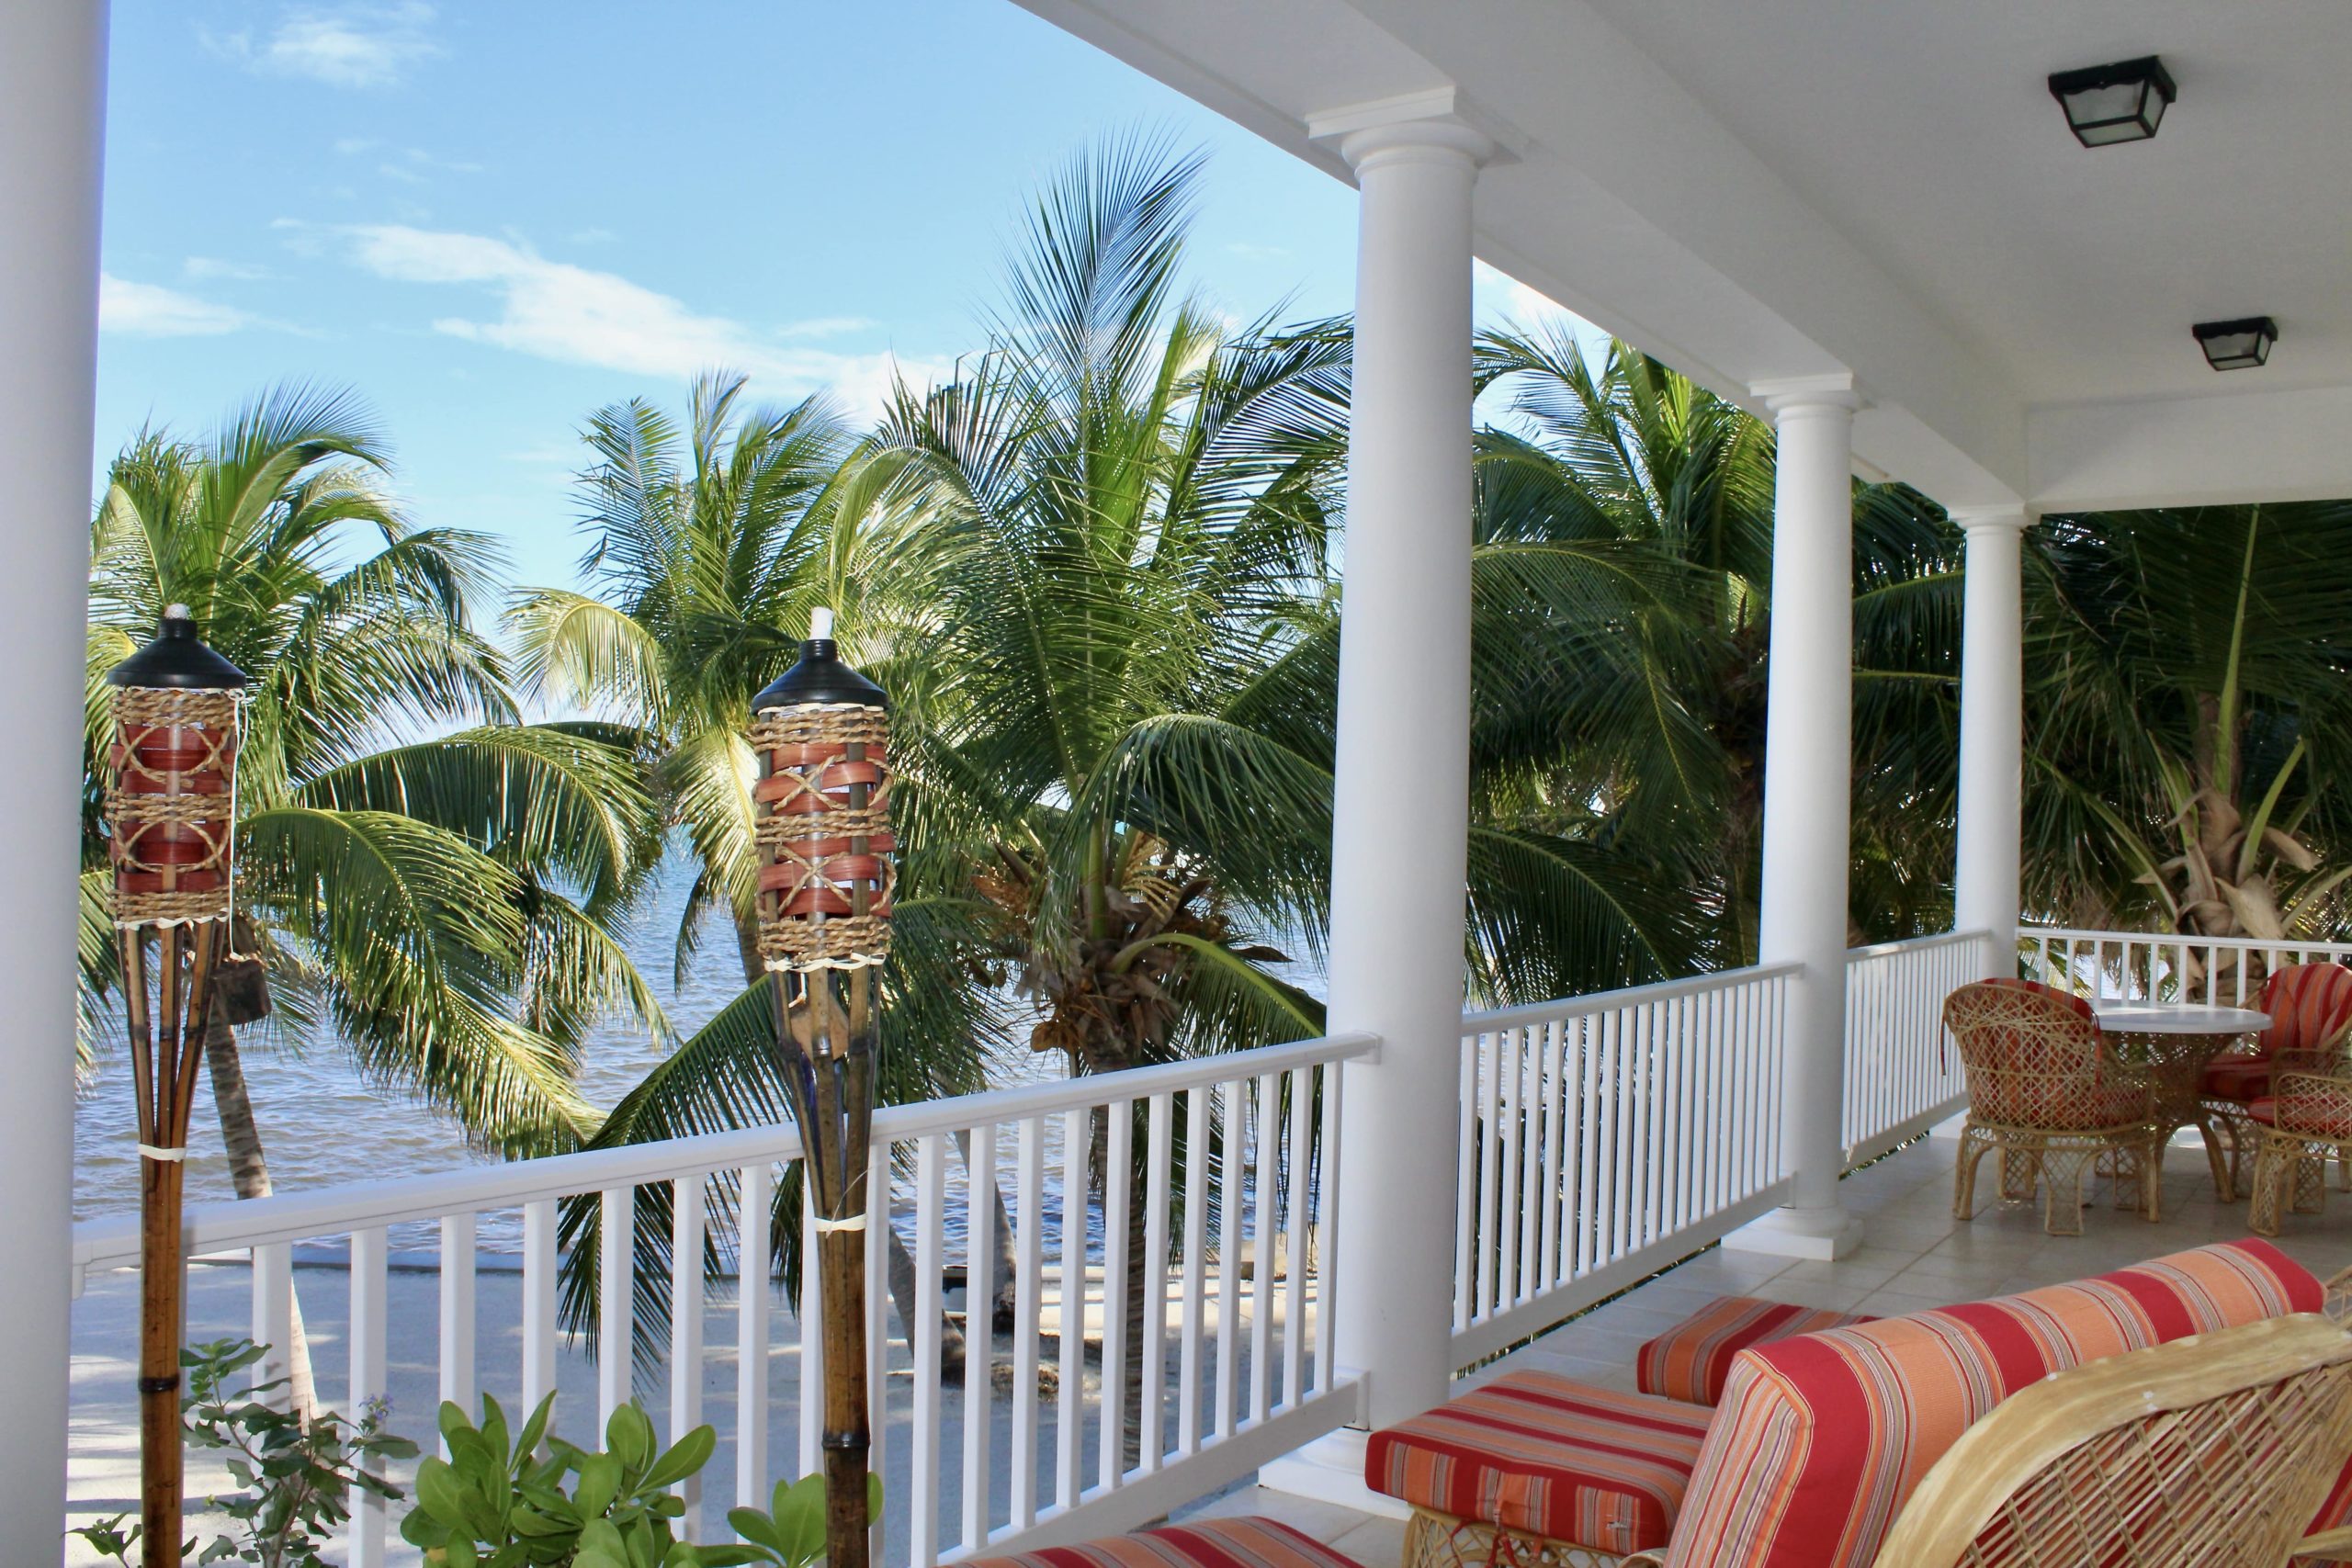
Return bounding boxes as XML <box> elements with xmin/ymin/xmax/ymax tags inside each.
<box><xmin>63</xmin><ymin>925</ymin><xmax>2352</xmax><ymax>1564</ymax></box>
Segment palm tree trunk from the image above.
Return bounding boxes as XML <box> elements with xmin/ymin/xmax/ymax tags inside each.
<box><xmin>734</xmin><ymin>916</ymin><xmax>973</xmax><ymax>1366</ymax></box>
<box><xmin>201</xmin><ymin>1002</ymin><xmax>318</xmax><ymax>1422</ymax></box>
<box><xmin>952</xmin><ymin>1128</ymin><xmax>1021</xmax><ymax>1329</ymax></box>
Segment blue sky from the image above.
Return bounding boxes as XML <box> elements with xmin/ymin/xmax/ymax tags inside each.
<box><xmin>96</xmin><ymin>0</ymin><xmax>1582</xmax><ymax>597</ymax></box>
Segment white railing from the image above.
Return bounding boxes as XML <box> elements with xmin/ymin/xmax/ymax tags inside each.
<box><xmin>1450</xmin><ymin>963</ymin><xmax>1796</xmax><ymax>1367</ymax></box>
<box><xmin>2025</xmin><ymin>926</ymin><xmax>2352</xmax><ymax>1006</ymax></box>
<box><xmin>72</xmin><ymin>1032</ymin><xmax>1374</xmax><ymax>1566</ymax></box>
<box><xmin>1841</xmin><ymin>929</ymin><xmax>1995</xmax><ymax>1166</ymax></box>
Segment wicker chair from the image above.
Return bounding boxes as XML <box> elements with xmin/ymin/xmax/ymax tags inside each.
<box><xmin>1944</xmin><ymin>979</ymin><xmax>2163</xmax><ymax>1235</ymax></box>
<box><xmin>2201</xmin><ymin>962</ymin><xmax>2352</xmax><ymax>1201</ymax></box>
<box><xmin>1866</xmin><ymin>1311</ymin><xmax>2352</xmax><ymax>1566</ymax></box>
<box><xmin>2248</xmin><ymin>1041</ymin><xmax>2352</xmax><ymax>1235</ymax></box>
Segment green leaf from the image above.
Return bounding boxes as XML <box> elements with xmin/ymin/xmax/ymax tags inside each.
<box><xmin>727</xmin><ymin>1506</ymin><xmax>786</xmax><ymax>1554</ymax></box>
<box><xmin>575</xmin><ymin>1451</ymin><xmax>625</xmax><ymax>1519</ymax></box>
<box><xmin>607</xmin><ymin>1402</ymin><xmax>656</xmax><ymax>1475</ymax></box>
<box><xmin>774</xmin><ymin>1474</ymin><xmax>827</xmax><ymax>1564</ymax></box>
<box><xmin>641</xmin><ymin>1423</ymin><xmax>716</xmax><ymax>1492</ymax></box>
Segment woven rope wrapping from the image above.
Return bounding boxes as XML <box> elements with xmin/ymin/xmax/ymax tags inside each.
<box><xmin>750</xmin><ymin>702</ymin><xmax>895</xmax><ymax>971</ymax></box>
<box><xmin>1944</xmin><ymin>983</ymin><xmax>2164</xmax><ymax>1235</ymax></box>
<box><xmin>106</xmin><ymin>685</ymin><xmax>240</xmax><ymax>929</ymax></box>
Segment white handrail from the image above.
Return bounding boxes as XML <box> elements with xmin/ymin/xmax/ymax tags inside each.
<box><xmin>73</xmin><ymin>1031</ymin><xmax>1378</xmax><ymax>1275</ymax></box>
<box><xmin>1460</xmin><ymin>961</ymin><xmax>1802</xmax><ymax>1033</ymax></box>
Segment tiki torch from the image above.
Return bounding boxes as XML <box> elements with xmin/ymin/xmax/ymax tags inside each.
<box><xmin>104</xmin><ymin>606</ymin><xmax>249</xmax><ymax>1568</ymax></box>
<box><xmin>750</xmin><ymin>609</ymin><xmax>893</xmax><ymax>1568</ymax></box>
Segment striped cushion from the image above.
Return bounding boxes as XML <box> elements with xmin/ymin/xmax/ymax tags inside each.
<box><xmin>2248</xmin><ymin>1094</ymin><xmax>2352</xmax><ymax>1139</ymax></box>
<box><xmin>2200</xmin><ymin>1054</ymin><xmax>2273</xmax><ymax>1101</ymax></box>
<box><xmin>2202</xmin><ymin>965</ymin><xmax>2352</xmax><ymax>1100</ymax></box>
<box><xmin>1664</xmin><ymin>1239</ymin><xmax>2323</xmax><ymax>1568</ymax></box>
<box><xmin>2259</xmin><ymin>963</ymin><xmax>2352</xmax><ymax>1055</ymax></box>
<box><xmin>1367</xmin><ymin>1371</ymin><xmax>1713</xmax><ymax>1555</ymax></box>
<box><xmin>1636</xmin><ymin>1297</ymin><xmax>1879</xmax><ymax>1406</ymax></box>
<box><xmin>959</xmin><ymin>1518</ymin><xmax>1364</xmax><ymax>1568</ymax></box>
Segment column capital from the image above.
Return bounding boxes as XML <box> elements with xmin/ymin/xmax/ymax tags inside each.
<box><xmin>1948</xmin><ymin>503</ymin><xmax>2032</xmax><ymax>535</ymax></box>
<box><xmin>1751</xmin><ymin>371</ymin><xmax>1861</xmax><ymax>418</ymax></box>
<box><xmin>1309</xmin><ymin>88</ymin><xmax>1499</xmax><ymax>173</ymax></box>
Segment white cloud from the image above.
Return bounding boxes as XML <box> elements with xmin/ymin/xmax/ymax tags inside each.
<box><xmin>1226</xmin><ymin>241</ymin><xmax>1290</xmax><ymax>262</ymax></box>
<box><xmin>208</xmin><ymin>4</ymin><xmax>441</xmax><ymax>89</ymax></box>
<box><xmin>100</xmin><ymin>274</ymin><xmax>254</xmax><ymax>336</ymax></box>
<box><xmin>337</xmin><ymin>225</ymin><xmax>946</xmax><ymax>418</ymax></box>
<box><xmin>780</xmin><ymin>315</ymin><xmax>879</xmax><ymax>340</ymax></box>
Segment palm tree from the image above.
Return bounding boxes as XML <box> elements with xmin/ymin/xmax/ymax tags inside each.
<box><xmin>2019</xmin><ymin>502</ymin><xmax>2352</xmax><ymax>981</ymax></box>
<box><xmin>510</xmin><ymin>376</ymin><xmax>1007</xmax><ymax>1359</ymax></box>
<box><xmin>1467</xmin><ymin>326</ymin><xmax>1965</xmax><ymax>962</ymax></box>
<box><xmin>84</xmin><ymin>385</ymin><xmax>663</xmax><ymax>1408</ymax></box>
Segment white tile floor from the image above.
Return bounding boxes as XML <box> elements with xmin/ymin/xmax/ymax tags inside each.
<box><xmin>1182</xmin><ymin>1126</ymin><xmax>2352</xmax><ymax>1565</ymax></box>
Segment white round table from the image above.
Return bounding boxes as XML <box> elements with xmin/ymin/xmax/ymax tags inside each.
<box><xmin>2095</xmin><ymin>1006</ymin><xmax>2271</xmax><ymax>1193</ymax></box>
<box><xmin>2093</xmin><ymin>1005</ymin><xmax>2270</xmax><ymax>1035</ymax></box>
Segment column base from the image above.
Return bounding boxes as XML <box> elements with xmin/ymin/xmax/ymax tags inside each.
<box><xmin>1258</xmin><ymin>1428</ymin><xmax>1413</xmax><ymax>1520</ymax></box>
<box><xmin>1723</xmin><ymin>1203</ymin><xmax>1866</xmax><ymax>1262</ymax></box>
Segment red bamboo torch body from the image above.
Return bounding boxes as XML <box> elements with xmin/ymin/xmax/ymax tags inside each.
<box><xmin>751</xmin><ymin>612</ymin><xmax>893</xmax><ymax>1568</ymax></box>
<box><xmin>104</xmin><ymin>607</ymin><xmax>248</xmax><ymax>1568</ymax></box>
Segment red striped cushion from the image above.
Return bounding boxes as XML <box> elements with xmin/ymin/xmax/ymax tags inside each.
<box><xmin>2200</xmin><ymin>1055</ymin><xmax>2273</xmax><ymax>1101</ymax></box>
<box><xmin>1982</xmin><ymin>975</ymin><xmax>2096</xmax><ymax>1021</ymax></box>
<box><xmin>2259</xmin><ymin>963</ymin><xmax>2352</xmax><ymax>1055</ymax></box>
<box><xmin>1367</xmin><ymin>1371</ymin><xmax>1712</xmax><ymax>1555</ymax></box>
<box><xmin>959</xmin><ymin>1518</ymin><xmax>1363</xmax><ymax>1568</ymax></box>
<box><xmin>2247</xmin><ymin>1094</ymin><xmax>2352</xmax><ymax>1139</ymax></box>
<box><xmin>1636</xmin><ymin>1297</ymin><xmax>1879</xmax><ymax>1406</ymax></box>
<box><xmin>1664</xmin><ymin>1239</ymin><xmax>2323</xmax><ymax>1568</ymax></box>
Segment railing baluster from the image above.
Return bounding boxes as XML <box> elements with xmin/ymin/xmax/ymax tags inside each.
<box><xmin>1056</xmin><ymin>1106</ymin><xmax>1086</xmax><ymax>1509</ymax></box>
<box><xmin>737</xmin><ymin>1162</ymin><xmax>771</xmax><ymax>1521</ymax></box>
<box><xmin>599</xmin><ymin>1185</ymin><xmax>632</xmax><ymax>1430</ymax></box>
<box><xmin>865</xmin><ymin>1147</ymin><xmax>888</xmax><ymax>1566</ymax></box>
<box><xmin>1249</xmin><ymin>1074</ymin><xmax>1277</xmax><ymax>1424</ymax></box>
<box><xmin>1012</xmin><ymin>1115</ymin><xmax>1044</xmax><ymax>1528</ymax></box>
<box><xmin>1452</xmin><ymin>1033</ymin><xmax>1476</xmax><ymax>1333</ymax></box>
<box><xmin>797</xmin><ymin>1176</ymin><xmax>823</xmax><ymax>1477</ymax></box>
<box><xmin>1215</xmin><ymin>1077</ymin><xmax>1244</xmax><ymax>1439</ymax></box>
<box><xmin>1497</xmin><ymin>1032</ymin><xmax>1521</xmax><ymax>1312</ymax></box>
<box><xmin>1282</xmin><ymin>1067</ymin><xmax>1311</xmax><ymax>1410</ymax></box>
<box><xmin>1478</xmin><ymin>1029</ymin><xmax>1502</xmax><ymax>1319</ymax></box>
<box><xmin>1313</xmin><ymin>1061</ymin><xmax>1342</xmax><ymax>1399</ymax></box>
<box><xmin>1141</xmin><ymin>1090</ymin><xmax>1173</xmax><ymax>1469</ymax></box>
<box><xmin>1539</xmin><ymin>1021</ymin><xmax>1564</xmax><ymax>1293</ymax></box>
<box><xmin>251</xmin><ymin>1241</ymin><xmax>292</xmax><ymax>1410</ymax></box>
<box><xmin>1179</xmin><ymin>1087</ymin><xmax>1207</xmax><ymax>1459</ymax></box>
<box><xmin>522</xmin><ymin>1200</ymin><xmax>557</xmax><ymax>1419</ymax></box>
<box><xmin>961</xmin><ymin>1124</ymin><xmax>997</xmax><ymax>1553</ymax></box>
<box><xmin>438</xmin><ymin>1212</ymin><xmax>476</xmax><ymax>1438</ymax></box>
<box><xmin>911</xmin><ymin>1136</ymin><xmax>945</xmax><ymax>1568</ymax></box>
<box><xmin>1101</xmin><ymin>1096</ymin><xmax>1133</xmax><ymax>1482</ymax></box>
<box><xmin>347</xmin><ymin>1225</ymin><xmax>388</xmax><ymax>1568</ymax></box>
<box><xmin>671</xmin><ymin>1176</ymin><xmax>705</xmax><ymax>1539</ymax></box>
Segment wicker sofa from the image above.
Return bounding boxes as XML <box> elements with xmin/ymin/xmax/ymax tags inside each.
<box><xmin>1367</xmin><ymin>1239</ymin><xmax>2341</xmax><ymax>1568</ymax></box>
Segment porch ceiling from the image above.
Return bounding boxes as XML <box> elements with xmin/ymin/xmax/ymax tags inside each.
<box><xmin>1012</xmin><ymin>0</ymin><xmax>2352</xmax><ymax>513</ymax></box>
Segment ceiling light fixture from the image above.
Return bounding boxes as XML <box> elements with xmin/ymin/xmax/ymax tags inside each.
<box><xmin>2048</xmin><ymin>56</ymin><xmax>2176</xmax><ymax>146</ymax></box>
<box><xmin>2192</xmin><ymin>317</ymin><xmax>2278</xmax><ymax>372</ymax></box>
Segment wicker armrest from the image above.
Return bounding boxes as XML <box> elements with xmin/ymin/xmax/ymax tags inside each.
<box><xmin>2275</xmin><ymin>1049</ymin><xmax>2348</xmax><ymax>1077</ymax></box>
<box><xmin>1619</xmin><ymin>1556</ymin><xmax>1667</xmax><ymax>1568</ymax></box>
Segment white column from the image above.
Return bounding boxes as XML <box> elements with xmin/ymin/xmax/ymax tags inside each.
<box><xmin>1262</xmin><ymin>114</ymin><xmax>1488</xmax><ymax>1510</ymax></box>
<box><xmin>1952</xmin><ymin>508</ymin><xmax>2028</xmax><ymax>950</ymax></box>
<box><xmin>1726</xmin><ymin>376</ymin><xmax>1867</xmax><ymax>1262</ymax></box>
<box><xmin>0</xmin><ymin>3</ymin><xmax>108</xmax><ymax>1557</ymax></box>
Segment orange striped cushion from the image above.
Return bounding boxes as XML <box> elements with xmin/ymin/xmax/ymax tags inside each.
<box><xmin>1664</xmin><ymin>1239</ymin><xmax>2323</xmax><ymax>1568</ymax></box>
<box><xmin>1636</xmin><ymin>1297</ymin><xmax>1878</xmax><ymax>1406</ymax></box>
<box><xmin>2259</xmin><ymin>963</ymin><xmax>2352</xmax><ymax>1055</ymax></box>
<box><xmin>1366</xmin><ymin>1371</ymin><xmax>1712</xmax><ymax>1555</ymax></box>
<box><xmin>2247</xmin><ymin>1094</ymin><xmax>2352</xmax><ymax>1139</ymax></box>
<box><xmin>2200</xmin><ymin>1054</ymin><xmax>2272</xmax><ymax>1101</ymax></box>
<box><xmin>959</xmin><ymin>1518</ymin><xmax>1364</xmax><ymax>1568</ymax></box>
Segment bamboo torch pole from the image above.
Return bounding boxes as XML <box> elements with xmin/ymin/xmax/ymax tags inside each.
<box><xmin>104</xmin><ymin>607</ymin><xmax>248</xmax><ymax>1568</ymax></box>
<box><xmin>750</xmin><ymin>610</ymin><xmax>893</xmax><ymax>1568</ymax></box>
